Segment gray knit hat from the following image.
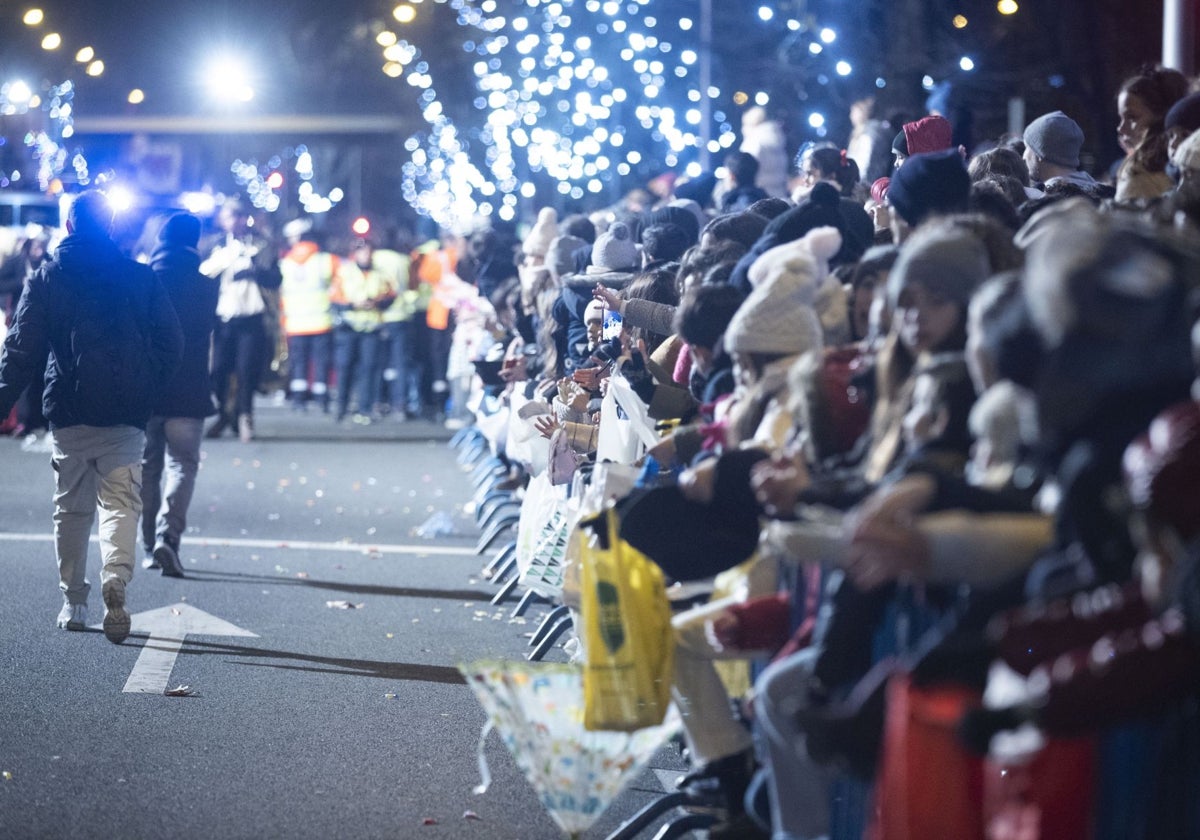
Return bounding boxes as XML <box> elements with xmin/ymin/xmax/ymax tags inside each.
<box><xmin>725</xmin><ymin>268</ymin><xmax>825</xmax><ymax>356</ymax></box>
<box><xmin>588</xmin><ymin>221</ymin><xmax>639</xmax><ymax>272</ymax></box>
<box><xmin>888</xmin><ymin>226</ymin><xmax>991</xmax><ymax>311</ymax></box>
<box><xmin>1023</xmin><ymin>111</ymin><xmax>1084</xmax><ymax>169</ymax></box>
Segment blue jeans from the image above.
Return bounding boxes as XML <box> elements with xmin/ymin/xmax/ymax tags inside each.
<box><xmin>51</xmin><ymin>425</ymin><xmax>145</xmax><ymax>605</ymax></box>
<box><xmin>380</xmin><ymin>321</ymin><xmax>423</xmax><ymax>413</ymax></box>
<box><xmin>141</xmin><ymin>416</ymin><xmax>203</xmax><ymax>554</ymax></box>
<box><xmin>287</xmin><ymin>331</ymin><xmax>333</xmax><ymax>409</ymax></box>
<box><xmin>334</xmin><ymin>327</ymin><xmax>381</xmax><ymax>417</ymax></box>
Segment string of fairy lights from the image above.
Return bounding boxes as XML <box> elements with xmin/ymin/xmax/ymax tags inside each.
<box><xmin>393</xmin><ymin>0</ymin><xmax>863</xmax><ymax>227</ymax></box>
<box><xmin>1</xmin><ymin>1</ymin><xmax>1015</xmax><ymax>227</ymax></box>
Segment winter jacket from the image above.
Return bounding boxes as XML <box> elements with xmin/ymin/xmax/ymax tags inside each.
<box><xmin>0</xmin><ymin>233</ymin><xmax>183</xmax><ymax>429</ymax></box>
<box><xmin>149</xmin><ymin>243</ymin><xmax>219</xmax><ymax>418</ymax></box>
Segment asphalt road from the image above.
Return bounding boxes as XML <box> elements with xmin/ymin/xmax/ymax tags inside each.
<box><xmin>0</xmin><ymin>405</ymin><xmax>685</xmax><ymax>840</ymax></box>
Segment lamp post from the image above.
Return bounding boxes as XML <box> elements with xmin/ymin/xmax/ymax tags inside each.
<box><xmin>1163</xmin><ymin>0</ymin><xmax>1195</xmax><ymax>75</ymax></box>
<box><xmin>699</xmin><ymin>0</ymin><xmax>712</xmax><ymax>170</ymax></box>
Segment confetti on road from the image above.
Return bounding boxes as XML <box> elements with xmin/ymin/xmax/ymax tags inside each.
<box><xmin>164</xmin><ymin>685</ymin><xmax>196</xmax><ymax>697</ymax></box>
<box><xmin>462</xmin><ymin>810</ymin><xmax>482</xmax><ymax>821</ymax></box>
<box><xmin>421</xmin><ymin>817</ymin><xmax>438</xmax><ymax>826</ymax></box>
<box><xmin>326</xmin><ymin>600</ymin><xmax>365</xmax><ymax>609</ymax></box>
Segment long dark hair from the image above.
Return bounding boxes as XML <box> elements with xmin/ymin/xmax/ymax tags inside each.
<box><xmin>809</xmin><ymin>147</ymin><xmax>860</xmax><ymax>196</ymax></box>
<box><xmin>1120</xmin><ymin>65</ymin><xmax>1189</xmax><ymax>173</ymax></box>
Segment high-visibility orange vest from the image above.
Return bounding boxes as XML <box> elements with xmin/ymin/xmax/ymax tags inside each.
<box><xmin>411</xmin><ymin>242</ymin><xmax>458</xmax><ymax>331</ymax></box>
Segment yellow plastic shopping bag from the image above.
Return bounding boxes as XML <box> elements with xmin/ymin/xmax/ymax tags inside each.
<box><xmin>579</xmin><ymin>507</ymin><xmax>674</xmax><ymax>732</ymax></box>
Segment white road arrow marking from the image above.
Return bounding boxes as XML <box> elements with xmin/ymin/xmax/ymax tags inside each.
<box><xmin>108</xmin><ymin>603</ymin><xmax>258</xmax><ymax>695</ymax></box>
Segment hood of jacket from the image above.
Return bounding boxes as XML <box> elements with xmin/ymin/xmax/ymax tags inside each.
<box><xmin>150</xmin><ymin>243</ymin><xmax>202</xmax><ymax>275</ymax></box>
<box><xmin>53</xmin><ymin>233</ymin><xmax>123</xmax><ymax>275</ymax></box>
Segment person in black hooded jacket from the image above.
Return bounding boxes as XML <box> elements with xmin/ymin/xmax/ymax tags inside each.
<box><xmin>0</xmin><ymin>190</ymin><xmax>182</xmax><ymax>644</ymax></box>
<box><xmin>140</xmin><ymin>213</ymin><xmax>219</xmax><ymax>578</ymax></box>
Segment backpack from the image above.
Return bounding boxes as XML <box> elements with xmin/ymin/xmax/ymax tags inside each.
<box><xmin>52</xmin><ymin>261</ymin><xmax>160</xmax><ymax>426</ymax></box>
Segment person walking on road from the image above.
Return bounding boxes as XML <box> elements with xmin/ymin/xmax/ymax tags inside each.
<box><xmin>201</xmin><ymin>197</ymin><xmax>281</xmax><ymax>443</ymax></box>
<box><xmin>141</xmin><ymin>213</ymin><xmax>218</xmax><ymax>579</ymax></box>
<box><xmin>0</xmin><ymin>191</ymin><xmax>183</xmax><ymax>643</ymax></box>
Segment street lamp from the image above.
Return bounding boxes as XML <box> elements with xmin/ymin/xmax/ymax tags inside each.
<box><xmin>203</xmin><ymin>55</ymin><xmax>255</xmax><ymax>103</ymax></box>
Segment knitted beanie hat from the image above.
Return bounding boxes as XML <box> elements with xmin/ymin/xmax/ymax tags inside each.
<box><xmin>1173</xmin><ymin>128</ymin><xmax>1200</xmax><ymax>171</ymax></box>
<box><xmin>725</xmin><ymin>275</ymin><xmax>824</xmax><ymax>356</ymax></box>
<box><xmin>726</xmin><ymin>230</ymin><xmax>832</xmax><ymax>356</ymax></box>
<box><xmin>870</xmin><ymin>177</ymin><xmax>891</xmax><ymax>205</ymax></box>
<box><xmin>157</xmin><ymin>212</ymin><xmax>202</xmax><ymax>248</ymax></box>
<box><xmin>1165</xmin><ymin>92</ymin><xmax>1200</xmax><ymax>134</ymax></box>
<box><xmin>893</xmin><ymin>115</ymin><xmax>953</xmax><ymax>157</ymax></box>
<box><xmin>887</xmin><ymin>225</ymin><xmax>991</xmax><ymax>311</ymax></box>
<box><xmin>546</xmin><ymin>234</ymin><xmax>587</xmax><ymax>279</ymax></box>
<box><xmin>1023</xmin><ymin>111</ymin><xmax>1085</xmax><ymax>169</ymax></box>
<box><xmin>747</xmin><ymin>226</ymin><xmax>843</xmax><ymax>301</ymax></box>
<box><xmin>522</xmin><ymin>207</ymin><xmax>559</xmax><ymax>258</ymax></box>
<box><xmin>589</xmin><ymin>221</ymin><xmax>639</xmax><ymax>272</ymax></box>
<box><xmin>770</xmin><ymin>182</ymin><xmax>842</xmax><ymax>241</ymax></box>
<box><xmin>887</xmin><ymin>148</ymin><xmax>971</xmax><ymax>226</ymax></box>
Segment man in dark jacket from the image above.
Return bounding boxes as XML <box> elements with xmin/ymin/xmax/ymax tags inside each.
<box><xmin>0</xmin><ymin>191</ymin><xmax>183</xmax><ymax>643</ymax></box>
<box><xmin>141</xmin><ymin>213</ymin><xmax>218</xmax><ymax>578</ymax></box>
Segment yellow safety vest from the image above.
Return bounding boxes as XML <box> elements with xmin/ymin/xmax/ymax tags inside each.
<box><xmin>279</xmin><ymin>242</ymin><xmax>336</xmax><ymax>335</ymax></box>
<box><xmin>375</xmin><ymin>249</ymin><xmax>419</xmax><ymax>324</ymax></box>
<box><xmin>331</xmin><ymin>256</ymin><xmax>397</xmax><ymax>332</ymax></box>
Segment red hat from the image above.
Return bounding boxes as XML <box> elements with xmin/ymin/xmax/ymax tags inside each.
<box><xmin>870</xmin><ymin>177</ymin><xmax>891</xmax><ymax>205</ymax></box>
<box><xmin>903</xmin><ymin>115</ymin><xmax>953</xmax><ymax>156</ymax></box>
<box><xmin>1123</xmin><ymin>400</ymin><xmax>1200</xmax><ymax>541</ymax></box>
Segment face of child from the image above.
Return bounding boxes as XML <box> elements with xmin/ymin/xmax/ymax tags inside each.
<box><xmin>586</xmin><ymin>315</ymin><xmax>604</xmax><ymax>346</ymax></box>
<box><xmin>902</xmin><ymin>373</ymin><xmax>942</xmax><ymax>449</ymax></box>
<box><xmin>1117</xmin><ymin>90</ymin><xmax>1154</xmax><ymax>154</ymax></box>
<box><xmin>893</xmin><ymin>281</ymin><xmax>962</xmax><ymax>356</ymax></box>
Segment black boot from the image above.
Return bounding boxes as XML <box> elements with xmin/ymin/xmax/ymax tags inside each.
<box><xmin>205</xmin><ymin>414</ymin><xmax>231</xmax><ymax>438</ymax></box>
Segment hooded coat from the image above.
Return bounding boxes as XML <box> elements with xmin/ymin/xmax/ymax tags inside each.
<box><xmin>0</xmin><ymin>232</ymin><xmax>183</xmax><ymax>429</ymax></box>
<box><xmin>150</xmin><ymin>241</ymin><xmax>220</xmax><ymax>418</ymax></box>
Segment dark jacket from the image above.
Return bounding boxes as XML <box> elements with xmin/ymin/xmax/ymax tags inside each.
<box><xmin>150</xmin><ymin>243</ymin><xmax>219</xmax><ymax>418</ymax></box>
<box><xmin>0</xmin><ymin>233</ymin><xmax>183</xmax><ymax>429</ymax></box>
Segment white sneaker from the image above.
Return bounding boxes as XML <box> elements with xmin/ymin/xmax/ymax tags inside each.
<box><xmin>56</xmin><ymin>602</ymin><xmax>88</xmax><ymax>631</ymax></box>
<box><xmin>101</xmin><ymin>579</ymin><xmax>130</xmax><ymax>644</ymax></box>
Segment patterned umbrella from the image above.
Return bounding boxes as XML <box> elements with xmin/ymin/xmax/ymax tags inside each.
<box><xmin>460</xmin><ymin>660</ymin><xmax>679</xmax><ymax>839</ymax></box>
